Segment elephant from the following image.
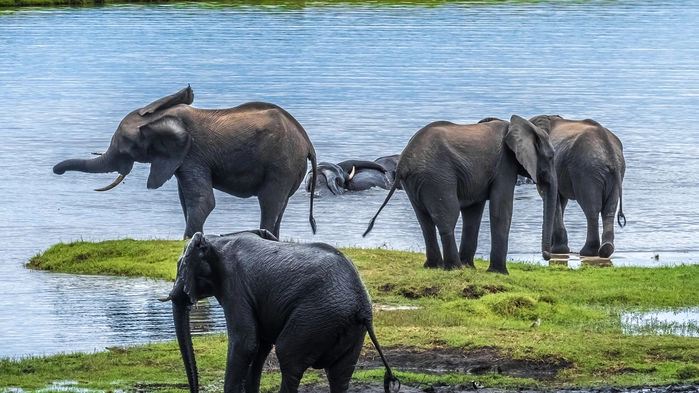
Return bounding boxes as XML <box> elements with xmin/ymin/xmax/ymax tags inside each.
<box><xmin>161</xmin><ymin>230</ymin><xmax>399</xmax><ymax>393</ymax></box>
<box><xmin>53</xmin><ymin>86</ymin><xmax>317</xmax><ymax>239</ymax></box>
<box><xmin>364</xmin><ymin>115</ymin><xmax>558</xmax><ymax>274</ymax></box>
<box><xmin>373</xmin><ymin>154</ymin><xmax>400</xmax><ymax>185</ymax></box>
<box><xmin>304</xmin><ymin>158</ymin><xmax>394</xmax><ymax>196</ymax></box>
<box><xmin>529</xmin><ymin>115</ymin><xmax>626</xmax><ymax>258</ymax></box>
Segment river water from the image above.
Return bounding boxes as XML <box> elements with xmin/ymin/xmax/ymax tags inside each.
<box><xmin>1</xmin><ymin>1</ymin><xmax>698</xmax><ymax>359</ymax></box>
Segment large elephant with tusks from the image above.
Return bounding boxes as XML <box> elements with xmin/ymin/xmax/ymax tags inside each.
<box><xmin>53</xmin><ymin>86</ymin><xmax>317</xmax><ymax>238</ymax></box>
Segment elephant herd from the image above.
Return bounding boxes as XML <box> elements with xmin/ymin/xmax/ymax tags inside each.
<box><xmin>52</xmin><ymin>86</ymin><xmax>626</xmax><ymax>393</ymax></box>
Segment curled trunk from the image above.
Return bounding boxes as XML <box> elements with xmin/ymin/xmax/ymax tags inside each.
<box><xmin>172</xmin><ymin>301</ymin><xmax>199</xmax><ymax>393</ymax></box>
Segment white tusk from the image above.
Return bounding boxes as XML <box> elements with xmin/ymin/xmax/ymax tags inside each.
<box><xmin>348</xmin><ymin>166</ymin><xmax>356</xmax><ymax>180</ymax></box>
<box><xmin>95</xmin><ymin>174</ymin><xmax>125</xmax><ymax>191</ymax></box>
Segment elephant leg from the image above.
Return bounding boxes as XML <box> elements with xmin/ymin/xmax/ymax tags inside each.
<box><xmin>325</xmin><ymin>338</ymin><xmax>364</xmax><ymax>393</ymax></box>
<box><xmin>276</xmin><ymin>351</ymin><xmax>307</xmax><ymax>393</ymax></box>
<box><xmin>599</xmin><ymin>194</ymin><xmax>620</xmax><ymax>258</ymax></box>
<box><xmin>487</xmin><ymin>189</ymin><xmax>515</xmax><ymax>274</ymax></box>
<box><xmin>434</xmin><ymin>201</ymin><xmax>461</xmax><ymax>270</ymax></box>
<box><xmin>245</xmin><ymin>341</ymin><xmax>273</xmax><ymax>393</ymax></box>
<box><xmin>551</xmin><ymin>197</ymin><xmax>570</xmax><ymax>254</ymax></box>
<box><xmin>579</xmin><ymin>202</ymin><xmax>602</xmax><ymax>257</ymax></box>
<box><xmin>407</xmin><ymin>195</ymin><xmax>443</xmax><ymax>268</ymax></box>
<box><xmin>459</xmin><ymin>202</ymin><xmax>486</xmax><ymax>268</ymax></box>
<box><xmin>257</xmin><ymin>185</ymin><xmax>291</xmax><ymax>238</ymax></box>
<box><xmin>177</xmin><ymin>176</ymin><xmax>215</xmax><ymax>239</ymax></box>
<box><xmin>223</xmin><ymin>338</ymin><xmax>257</xmax><ymax>393</ymax></box>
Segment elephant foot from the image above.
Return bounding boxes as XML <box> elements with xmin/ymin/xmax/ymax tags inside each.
<box><xmin>579</xmin><ymin>244</ymin><xmax>600</xmax><ymax>257</ymax></box>
<box><xmin>443</xmin><ymin>261</ymin><xmax>463</xmax><ymax>271</ymax></box>
<box><xmin>598</xmin><ymin>242</ymin><xmax>615</xmax><ymax>258</ymax></box>
<box><xmin>486</xmin><ymin>266</ymin><xmax>509</xmax><ymax>275</ymax></box>
<box><xmin>551</xmin><ymin>244</ymin><xmax>570</xmax><ymax>255</ymax></box>
<box><xmin>423</xmin><ymin>259</ymin><xmax>441</xmax><ymax>269</ymax></box>
<box><xmin>461</xmin><ymin>261</ymin><xmax>476</xmax><ymax>269</ymax></box>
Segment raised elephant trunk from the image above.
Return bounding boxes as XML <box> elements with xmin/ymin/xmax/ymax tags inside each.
<box><xmin>53</xmin><ymin>150</ymin><xmax>134</xmax><ymax>192</ymax></box>
<box><xmin>172</xmin><ymin>301</ymin><xmax>199</xmax><ymax>393</ymax></box>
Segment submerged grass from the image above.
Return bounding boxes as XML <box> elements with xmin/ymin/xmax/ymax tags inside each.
<box><xmin>9</xmin><ymin>239</ymin><xmax>699</xmax><ymax>391</ymax></box>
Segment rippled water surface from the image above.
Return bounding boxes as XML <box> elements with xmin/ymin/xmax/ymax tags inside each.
<box><xmin>1</xmin><ymin>1</ymin><xmax>698</xmax><ymax>358</ymax></box>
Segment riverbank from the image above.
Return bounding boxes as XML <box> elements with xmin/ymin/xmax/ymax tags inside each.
<box><xmin>3</xmin><ymin>239</ymin><xmax>696</xmax><ymax>392</ymax></box>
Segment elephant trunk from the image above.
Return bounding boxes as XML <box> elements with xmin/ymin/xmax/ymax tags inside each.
<box><xmin>172</xmin><ymin>300</ymin><xmax>199</xmax><ymax>393</ymax></box>
<box><xmin>540</xmin><ymin>179</ymin><xmax>557</xmax><ymax>261</ymax></box>
<box><xmin>53</xmin><ymin>150</ymin><xmax>134</xmax><ymax>191</ymax></box>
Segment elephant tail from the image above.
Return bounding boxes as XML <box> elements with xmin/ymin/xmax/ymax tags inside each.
<box><xmin>308</xmin><ymin>150</ymin><xmax>318</xmax><ymax>234</ymax></box>
<box><xmin>364</xmin><ymin>320</ymin><xmax>400</xmax><ymax>393</ymax></box>
<box><xmin>363</xmin><ymin>180</ymin><xmax>399</xmax><ymax>237</ymax></box>
<box><xmin>616</xmin><ymin>181</ymin><xmax>626</xmax><ymax>228</ymax></box>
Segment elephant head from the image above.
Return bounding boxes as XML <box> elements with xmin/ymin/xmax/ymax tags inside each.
<box><xmin>506</xmin><ymin>115</ymin><xmax>558</xmax><ymax>261</ymax></box>
<box><xmin>53</xmin><ymin>86</ymin><xmax>195</xmax><ymax>191</ymax></box>
<box><xmin>166</xmin><ymin>230</ymin><xmax>277</xmax><ymax>393</ymax></box>
<box><xmin>305</xmin><ymin>162</ymin><xmax>350</xmax><ymax>196</ymax></box>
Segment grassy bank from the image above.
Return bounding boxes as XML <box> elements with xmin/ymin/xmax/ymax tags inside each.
<box><xmin>3</xmin><ymin>239</ymin><xmax>698</xmax><ymax>392</ymax></box>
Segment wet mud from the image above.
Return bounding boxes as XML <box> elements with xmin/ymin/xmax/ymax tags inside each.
<box><xmin>292</xmin><ymin>346</ymin><xmax>699</xmax><ymax>393</ymax></box>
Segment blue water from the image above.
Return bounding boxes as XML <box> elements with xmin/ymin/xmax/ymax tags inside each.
<box><xmin>1</xmin><ymin>1</ymin><xmax>698</xmax><ymax>358</ymax></box>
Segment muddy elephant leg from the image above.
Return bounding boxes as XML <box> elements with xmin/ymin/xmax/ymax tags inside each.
<box><xmin>177</xmin><ymin>175</ymin><xmax>215</xmax><ymax>239</ymax></box>
<box><xmin>459</xmin><ymin>202</ymin><xmax>486</xmax><ymax>268</ymax></box>
<box><xmin>551</xmin><ymin>197</ymin><xmax>570</xmax><ymax>254</ymax></box>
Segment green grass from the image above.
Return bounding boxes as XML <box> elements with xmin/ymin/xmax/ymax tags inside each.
<box><xmin>8</xmin><ymin>239</ymin><xmax>699</xmax><ymax>392</ymax></box>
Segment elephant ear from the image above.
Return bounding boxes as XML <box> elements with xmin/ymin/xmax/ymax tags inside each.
<box><xmin>505</xmin><ymin>115</ymin><xmax>552</xmax><ymax>183</ymax></box>
<box><xmin>140</xmin><ymin>116</ymin><xmax>192</xmax><ymax>189</ymax></box>
<box><xmin>528</xmin><ymin>115</ymin><xmax>553</xmax><ymax>134</ymax></box>
<box><xmin>138</xmin><ymin>85</ymin><xmax>194</xmax><ymax>116</ymax></box>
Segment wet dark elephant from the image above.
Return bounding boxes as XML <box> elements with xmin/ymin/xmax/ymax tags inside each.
<box><xmin>305</xmin><ymin>158</ymin><xmax>394</xmax><ymax>196</ymax></box>
<box><xmin>163</xmin><ymin>230</ymin><xmax>399</xmax><ymax>393</ymax></box>
<box><xmin>530</xmin><ymin>115</ymin><xmax>626</xmax><ymax>258</ymax></box>
<box><xmin>53</xmin><ymin>86</ymin><xmax>317</xmax><ymax>239</ymax></box>
<box><xmin>365</xmin><ymin>115</ymin><xmax>558</xmax><ymax>274</ymax></box>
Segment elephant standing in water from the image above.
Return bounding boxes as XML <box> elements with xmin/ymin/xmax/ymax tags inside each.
<box><xmin>365</xmin><ymin>116</ymin><xmax>558</xmax><ymax>274</ymax></box>
<box><xmin>530</xmin><ymin>115</ymin><xmax>626</xmax><ymax>258</ymax></box>
<box><xmin>163</xmin><ymin>230</ymin><xmax>399</xmax><ymax>393</ymax></box>
<box><xmin>53</xmin><ymin>86</ymin><xmax>317</xmax><ymax>239</ymax></box>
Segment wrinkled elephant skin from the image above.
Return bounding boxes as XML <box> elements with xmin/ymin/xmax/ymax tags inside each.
<box><xmin>166</xmin><ymin>230</ymin><xmax>398</xmax><ymax>393</ymax></box>
<box><xmin>365</xmin><ymin>115</ymin><xmax>558</xmax><ymax>274</ymax></box>
<box><xmin>53</xmin><ymin>86</ymin><xmax>317</xmax><ymax>239</ymax></box>
<box><xmin>530</xmin><ymin>115</ymin><xmax>626</xmax><ymax>258</ymax></box>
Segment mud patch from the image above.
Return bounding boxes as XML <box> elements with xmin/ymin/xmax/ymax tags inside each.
<box><xmin>355</xmin><ymin>346</ymin><xmax>568</xmax><ymax>381</ymax></box>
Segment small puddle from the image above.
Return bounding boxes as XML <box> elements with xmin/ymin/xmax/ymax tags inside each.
<box><xmin>373</xmin><ymin>304</ymin><xmax>421</xmax><ymax>311</ymax></box>
<box><xmin>3</xmin><ymin>380</ymin><xmax>118</xmax><ymax>393</ymax></box>
<box><xmin>621</xmin><ymin>308</ymin><xmax>699</xmax><ymax>337</ymax></box>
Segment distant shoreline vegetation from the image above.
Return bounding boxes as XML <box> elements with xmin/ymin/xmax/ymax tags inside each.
<box><xmin>0</xmin><ymin>0</ymin><xmax>506</xmax><ymax>9</ymax></box>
